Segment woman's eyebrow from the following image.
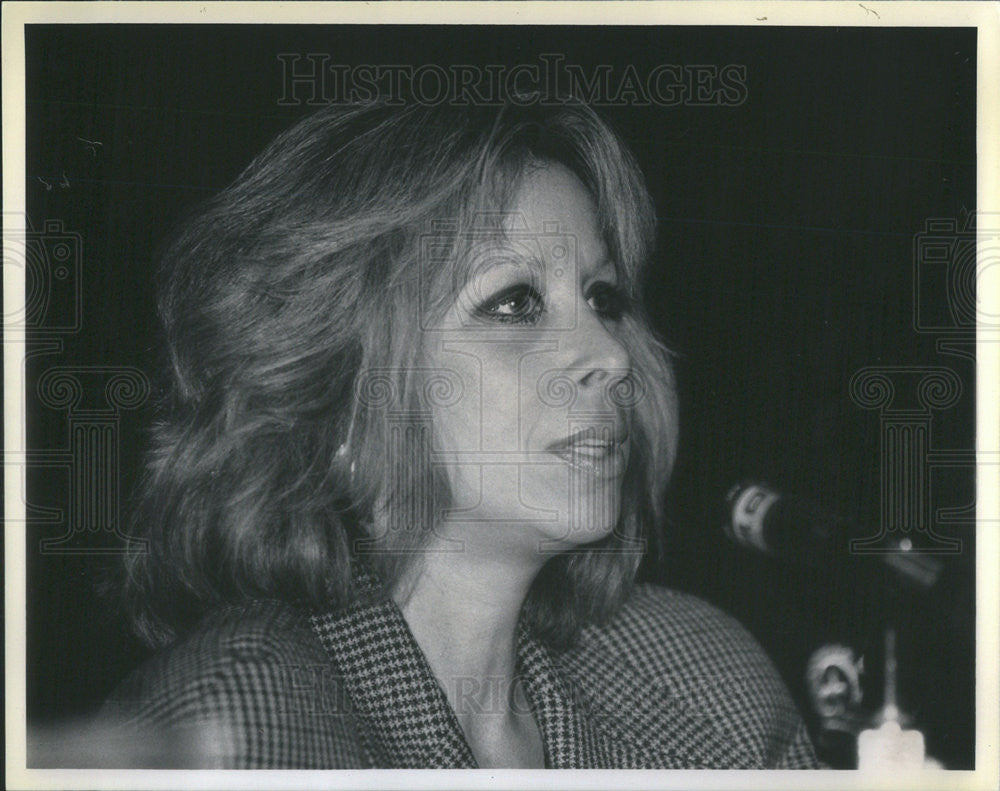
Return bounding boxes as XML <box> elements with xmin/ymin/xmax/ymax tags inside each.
<box><xmin>466</xmin><ymin>255</ymin><xmax>543</xmax><ymax>287</ymax></box>
<box><xmin>585</xmin><ymin>258</ymin><xmax>618</xmax><ymax>282</ymax></box>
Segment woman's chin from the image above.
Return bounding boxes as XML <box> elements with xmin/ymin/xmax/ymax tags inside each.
<box><xmin>530</xmin><ymin>512</ymin><xmax>622</xmax><ymax>554</ymax></box>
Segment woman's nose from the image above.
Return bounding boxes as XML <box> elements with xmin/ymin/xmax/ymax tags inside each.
<box><xmin>573</xmin><ymin>306</ymin><xmax>631</xmax><ymax>394</ymax></box>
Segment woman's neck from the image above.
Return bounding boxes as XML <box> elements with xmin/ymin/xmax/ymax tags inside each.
<box><xmin>393</xmin><ymin>545</ymin><xmax>541</xmax><ymax>698</ymax></box>
<box><xmin>390</xmin><ymin>538</ymin><xmax>548</xmax><ymax>766</ymax></box>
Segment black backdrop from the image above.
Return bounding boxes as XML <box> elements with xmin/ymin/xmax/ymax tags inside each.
<box><xmin>24</xmin><ymin>24</ymin><xmax>976</xmax><ymax>768</ymax></box>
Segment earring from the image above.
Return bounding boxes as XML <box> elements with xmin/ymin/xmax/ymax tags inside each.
<box><xmin>336</xmin><ymin>441</ymin><xmax>357</xmax><ymax>483</ymax></box>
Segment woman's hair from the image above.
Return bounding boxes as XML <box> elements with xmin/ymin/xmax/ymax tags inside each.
<box><xmin>122</xmin><ymin>97</ymin><xmax>679</xmax><ymax>649</ymax></box>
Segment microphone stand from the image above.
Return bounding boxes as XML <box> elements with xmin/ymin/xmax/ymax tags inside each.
<box><xmin>857</xmin><ymin>625</ymin><xmax>939</xmax><ymax>770</ymax></box>
<box><xmin>808</xmin><ymin>548</ymin><xmax>949</xmax><ymax>770</ymax></box>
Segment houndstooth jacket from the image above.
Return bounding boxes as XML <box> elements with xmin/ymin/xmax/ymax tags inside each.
<box><xmin>103</xmin><ymin>563</ymin><xmax>819</xmax><ymax>769</ymax></box>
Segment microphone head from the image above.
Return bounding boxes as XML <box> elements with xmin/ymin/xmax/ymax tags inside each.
<box><xmin>722</xmin><ymin>481</ymin><xmax>946</xmax><ymax>591</ymax></box>
<box><xmin>723</xmin><ymin>481</ymin><xmax>782</xmax><ymax>554</ymax></box>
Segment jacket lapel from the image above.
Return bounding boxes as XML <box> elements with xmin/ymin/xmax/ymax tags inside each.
<box><xmin>515</xmin><ymin>623</ymin><xmax>614</xmax><ymax>768</ymax></box>
<box><xmin>309</xmin><ymin>564</ymin><xmax>477</xmax><ymax>768</ymax></box>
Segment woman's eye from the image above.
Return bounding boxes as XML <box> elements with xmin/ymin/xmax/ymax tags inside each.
<box><xmin>477</xmin><ymin>285</ymin><xmax>544</xmax><ymax>325</ymax></box>
<box><xmin>587</xmin><ymin>282</ymin><xmax>626</xmax><ymax>320</ymax></box>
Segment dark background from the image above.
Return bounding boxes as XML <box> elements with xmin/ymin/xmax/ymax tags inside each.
<box><xmin>24</xmin><ymin>25</ymin><xmax>976</xmax><ymax>767</ymax></box>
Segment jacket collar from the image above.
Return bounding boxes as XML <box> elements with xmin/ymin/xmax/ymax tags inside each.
<box><xmin>308</xmin><ymin>561</ymin><xmax>611</xmax><ymax>768</ymax></box>
<box><xmin>513</xmin><ymin>618</ymin><xmax>610</xmax><ymax>768</ymax></box>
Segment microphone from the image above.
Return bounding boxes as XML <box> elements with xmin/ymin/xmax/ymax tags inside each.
<box><xmin>722</xmin><ymin>481</ymin><xmax>943</xmax><ymax>591</ymax></box>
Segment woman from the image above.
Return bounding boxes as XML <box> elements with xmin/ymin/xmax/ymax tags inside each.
<box><xmin>103</xmin><ymin>98</ymin><xmax>819</xmax><ymax>769</ymax></box>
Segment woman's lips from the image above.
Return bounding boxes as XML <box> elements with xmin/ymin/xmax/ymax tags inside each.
<box><xmin>546</xmin><ymin>427</ymin><xmax>629</xmax><ymax>479</ymax></box>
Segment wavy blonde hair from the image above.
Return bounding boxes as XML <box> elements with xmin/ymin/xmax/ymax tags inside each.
<box><xmin>122</xmin><ymin>98</ymin><xmax>679</xmax><ymax>649</ymax></box>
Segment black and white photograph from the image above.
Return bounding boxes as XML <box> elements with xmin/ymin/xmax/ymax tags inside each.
<box><xmin>4</xmin><ymin>2</ymin><xmax>998</xmax><ymax>788</ymax></box>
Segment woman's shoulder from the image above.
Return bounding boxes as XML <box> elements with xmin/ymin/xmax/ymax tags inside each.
<box><xmin>107</xmin><ymin>600</ymin><xmax>327</xmax><ymax>710</ymax></box>
<box><xmin>562</xmin><ymin>583</ymin><xmax>819</xmax><ymax>768</ymax></box>
<box><xmin>570</xmin><ymin>582</ymin><xmax>789</xmax><ymax>703</ymax></box>
<box><xmin>590</xmin><ymin>583</ymin><xmax>777</xmax><ymax>675</ymax></box>
<box><xmin>100</xmin><ymin>600</ymin><xmax>365</xmax><ymax>768</ymax></box>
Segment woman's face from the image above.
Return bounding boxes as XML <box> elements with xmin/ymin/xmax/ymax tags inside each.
<box><xmin>420</xmin><ymin>162</ymin><xmax>633</xmax><ymax>561</ymax></box>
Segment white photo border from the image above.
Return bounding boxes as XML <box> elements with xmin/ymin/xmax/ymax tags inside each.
<box><xmin>4</xmin><ymin>2</ymin><xmax>998</xmax><ymax>790</ymax></box>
